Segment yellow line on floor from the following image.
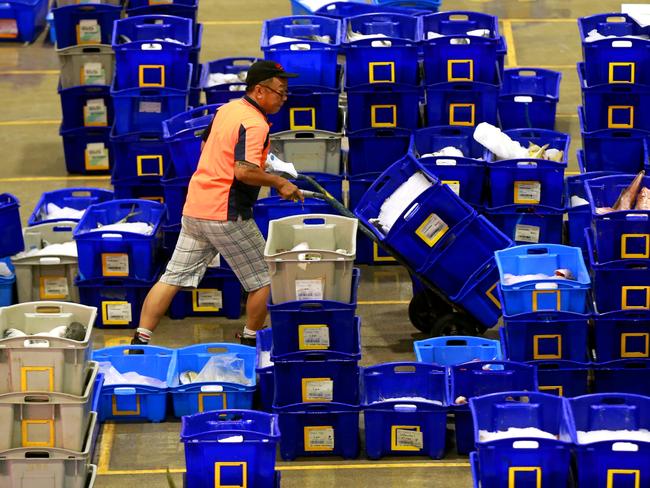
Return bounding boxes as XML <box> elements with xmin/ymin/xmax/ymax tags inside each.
<box><xmin>0</xmin><ymin>119</ymin><xmax>59</xmax><ymax>126</ymax></box>
<box><xmin>556</xmin><ymin>113</ymin><xmax>579</xmax><ymax>118</ymax></box>
<box><xmin>506</xmin><ymin>18</ymin><xmax>576</xmax><ymax>23</ymax></box>
<box><xmin>501</xmin><ymin>20</ymin><xmax>517</xmax><ymax>68</ymax></box>
<box><xmin>202</xmin><ymin>20</ymin><xmax>263</xmax><ymax>26</ymax></box>
<box><xmin>96</xmin><ymin>422</ymin><xmax>115</xmax><ymax>474</ymax></box>
<box><xmin>0</xmin><ymin>176</ymin><xmax>110</xmax><ymax>182</ymax></box>
<box><xmin>358</xmin><ymin>300</ymin><xmax>409</xmax><ymax>305</ymax></box>
<box><xmin>0</xmin><ymin>69</ymin><xmax>59</xmax><ymax>75</ymax></box>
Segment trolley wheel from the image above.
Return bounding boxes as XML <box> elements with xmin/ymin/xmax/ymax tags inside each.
<box><xmin>430</xmin><ymin>312</ymin><xmax>482</xmax><ymax>337</ymax></box>
<box><xmin>408</xmin><ymin>289</ymin><xmax>453</xmax><ymax>334</ymax></box>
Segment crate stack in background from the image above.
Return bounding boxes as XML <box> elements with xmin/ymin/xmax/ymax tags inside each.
<box><xmin>53</xmin><ymin>0</ymin><xmax>121</xmax><ymax>175</ymax></box>
<box><xmin>0</xmin><ymin>0</ymin><xmax>49</xmax><ymax>43</ymax></box>
<box><xmin>0</xmin><ymin>302</ymin><xmax>102</xmax><ymax>488</ymax></box>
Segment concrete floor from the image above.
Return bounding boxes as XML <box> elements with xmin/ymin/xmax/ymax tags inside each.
<box><xmin>0</xmin><ymin>0</ymin><xmax>628</xmax><ymax>486</ymax></box>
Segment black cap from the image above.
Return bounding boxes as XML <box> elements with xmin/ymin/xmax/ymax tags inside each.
<box><xmin>245</xmin><ymin>60</ymin><xmax>298</xmax><ymax>88</ymax></box>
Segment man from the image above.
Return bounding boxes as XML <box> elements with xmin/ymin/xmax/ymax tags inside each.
<box><xmin>131</xmin><ymin>60</ymin><xmax>303</xmax><ymax>347</ymax></box>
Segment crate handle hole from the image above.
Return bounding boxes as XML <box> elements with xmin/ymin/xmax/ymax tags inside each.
<box><xmin>302</xmin><ymin>218</ymin><xmax>326</xmax><ymax>225</ymax></box>
<box><xmin>24</xmin><ymin>395</ymin><xmax>50</xmax><ymax>403</ymax></box>
<box><xmin>25</xmin><ymin>451</ymin><xmax>51</xmax><ymax>459</ymax></box>
<box><xmin>35</xmin><ymin>306</ymin><xmax>63</xmax><ymax>314</ymax></box>
<box><xmin>612</xmin><ymin>40</ymin><xmax>633</xmax><ymax>48</ymax></box>
<box><xmin>517</xmin><ymin>70</ymin><xmax>538</xmax><ymax>77</ymax></box>
<box><xmin>71</xmin><ymin>191</ymin><xmax>92</xmax><ymax>197</ymax></box>
<box><xmin>537</xmin><ymin>363</ymin><xmax>560</xmax><ymax>370</ymax></box>
<box><xmin>526</xmin><ymin>247</ymin><xmax>549</xmax><ymax>255</ymax></box>
<box><xmin>449</xmin><ymin>14</ymin><xmax>469</xmax><ymax>21</ymax></box>
<box><xmin>394</xmin><ymin>365</ymin><xmax>416</xmax><ymax>373</ymax></box>
<box><xmin>605</xmin><ymin>16</ymin><xmax>627</xmax><ymax>23</ymax></box>
<box><xmin>513</xmin><ymin>440</ymin><xmax>539</xmax><ymax>449</ymax></box>
<box><xmin>601</xmin><ymin>396</ymin><xmax>626</xmax><ymax>405</ymax></box>
<box><xmin>124</xmin><ymin>349</ymin><xmax>144</xmax><ymax>355</ymax></box>
<box><xmin>207</xmin><ymin>347</ymin><xmax>228</xmax><ymax>354</ymax></box>
<box><xmin>612</xmin><ymin>442</ymin><xmax>638</xmax><ymax>452</ymax></box>
<box><xmin>53</xmin><ymin>225</ymin><xmax>74</xmax><ymax>233</ymax></box>
<box><xmin>293</xmin><ymin>132</ymin><xmax>315</xmax><ymax>139</ymax></box>
<box><xmin>446</xmin><ymin>339</ymin><xmax>468</xmax><ymax>346</ymax></box>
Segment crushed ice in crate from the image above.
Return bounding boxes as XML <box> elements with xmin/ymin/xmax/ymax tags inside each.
<box><xmin>91</xmin><ymin>222</ymin><xmax>154</xmax><ymax>235</ymax></box>
<box><xmin>45</xmin><ymin>203</ymin><xmax>85</xmax><ymax>221</ymax></box>
<box><xmin>479</xmin><ymin>427</ymin><xmax>557</xmax><ymax>442</ymax></box>
<box><xmin>577</xmin><ymin>429</ymin><xmax>650</xmax><ymax>444</ymax></box>
<box><xmin>99</xmin><ymin>362</ymin><xmax>167</xmax><ymax>388</ymax></box>
<box><xmin>375</xmin><ymin>172</ymin><xmax>432</xmax><ymax>234</ymax></box>
<box><xmin>373</xmin><ymin>396</ymin><xmax>443</xmax><ymax>405</ymax></box>
<box><xmin>502</xmin><ymin>271</ymin><xmax>575</xmax><ymax>285</ymax></box>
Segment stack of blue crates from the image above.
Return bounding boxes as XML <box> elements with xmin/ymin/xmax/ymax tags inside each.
<box><xmin>0</xmin><ymin>0</ymin><xmax>49</xmax><ymax>43</ymax></box>
<box><xmin>0</xmin><ymin>194</ymin><xmax>23</xmax><ymax>305</ymax></box>
<box><xmin>54</xmin><ymin>2</ymin><xmax>121</xmax><ymax>174</ymax></box>
<box><xmin>110</xmin><ymin>14</ymin><xmax>194</xmax><ymax>201</ymax></box>
<box><xmin>577</xmin><ymin>13</ymin><xmax>650</xmax><ymax>173</ymax></box>
<box><xmin>201</xmin><ymin>57</ymin><xmax>256</xmax><ymax>105</ymax></box>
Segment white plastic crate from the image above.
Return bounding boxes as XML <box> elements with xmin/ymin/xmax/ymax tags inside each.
<box><xmin>269</xmin><ymin>130</ymin><xmax>343</xmax><ymax>174</ymax></box>
<box><xmin>58</xmin><ymin>44</ymin><xmax>115</xmax><ymax>89</ymax></box>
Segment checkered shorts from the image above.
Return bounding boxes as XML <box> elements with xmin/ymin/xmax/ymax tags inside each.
<box><xmin>159</xmin><ymin>216</ymin><xmax>270</xmax><ymax>292</ymax></box>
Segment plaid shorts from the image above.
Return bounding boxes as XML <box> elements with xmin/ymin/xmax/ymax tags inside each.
<box><xmin>159</xmin><ymin>216</ymin><xmax>270</xmax><ymax>292</ymax></box>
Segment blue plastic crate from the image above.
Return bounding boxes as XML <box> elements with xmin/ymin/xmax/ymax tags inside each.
<box><xmin>531</xmin><ymin>359</ymin><xmax>591</xmax><ymax>398</ymax></box>
<box><xmin>347</xmin><ymin>128</ymin><xmax>412</xmax><ymax>176</ymax></box>
<box><xmin>566</xmin><ymin>393</ymin><xmax>650</xmax><ymax>488</ymax></box>
<box><xmin>256</xmin><ymin>328</ymin><xmax>274</xmax><ymax>412</ymax></box>
<box><xmin>260</xmin><ymin>16</ymin><xmax>342</xmax><ymax>88</ymax></box>
<box><xmin>111</xmin><ymin>129</ymin><xmax>171</xmax><ymax>180</ymax></box>
<box><xmin>0</xmin><ymin>193</ymin><xmax>24</xmax><ymax>257</ymax></box>
<box><xmin>413</xmin><ymin>124</ymin><xmax>484</xmax><ymax>159</ymax></box>
<box><xmin>0</xmin><ymin>258</ymin><xmax>15</xmax><ymax>306</ymax></box>
<box><xmin>268</xmin><ymin>85</ymin><xmax>340</xmax><ymax>133</ymax></box>
<box><xmin>112</xmin><ymin>15</ymin><xmax>193</xmax><ymax>90</ymax></box>
<box><xmin>372</xmin><ymin>0</ymin><xmax>440</xmax><ymax>10</ymax></box>
<box><xmin>593</xmin><ymin>359</ymin><xmax>650</xmax><ymax>395</ymax></box>
<box><xmin>0</xmin><ymin>0</ymin><xmax>48</xmax><ymax>43</ymax></box>
<box><xmin>498</xmin><ymin>68</ymin><xmax>561</xmax><ymax>130</ymax></box>
<box><xmin>578</xmin><ymin>106</ymin><xmax>650</xmax><ymax>173</ymax></box>
<box><xmin>201</xmin><ymin>57</ymin><xmax>257</xmax><ymax>105</ymax></box>
<box><xmin>162</xmin><ymin>104</ymin><xmax>221</xmax><ymax>177</ymax></box>
<box><xmin>112</xmin><ymin>175</ymin><xmax>165</xmax><ymax>203</ymax></box>
<box><xmin>593</xmin><ymin>310</ymin><xmax>650</xmax><ymax>362</ymax></box>
<box><xmin>60</xmin><ymin>125</ymin><xmax>113</xmax><ymax>174</ymax></box>
<box><xmin>495</xmin><ymin>244</ymin><xmax>591</xmax><ymax>315</ymax></box>
<box><xmin>586</xmin><ymin>174</ymin><xmax>650</xmax><ymax>263</ymax></box>
<box><xmin>77</xmin><ymin>275</ymin><xmax>156</xmax><ymax>329</ymax></box>
<box><xmin>353</xmin><ymin>154</ymin><xmax>475</xmax><ymax>271</ymax></box>
<box><xmin>343</xmin><ymin>13</ymin><xmax>421</xmax><ymax>87</ymax></box>
<box><xmin>485</xmin><ymin>204</ymin><xmax>565</xmax><ymax>245</ymax></box>
<box><xmin>578</xmin><ymin>13</ymin><xmax>650</xmax><ymax>86</ymax></box>
<box><xmin>59</xmin><ymin>83</ymin><xmax>113</xmax><ymax>131</ymax></box>
<box><xmin>92</xmin><ymin>345</ymin><xmax>172</xmax><ymax>422</ymax></box>
<box><xmin>347</xmin><ymin>82</ymin><xmax>422</xmax><ymax>131</ymax></box>
<box><xmin>126</xmin><ymin>0</ymin><xmax>198</xmax><ymax>22</ymax></box>
<box><xmin>414</xmin><ymin>335</ymin><xmax>502</xmax><ymax>366</ymax></box>
<box><xmin>28</xmin><ymin>187</ymin><xmax>113</xmax><ymax>226</ymax></box>
<box><xmin>578</xmin><ymin>62</ymin><xmax>650</xmax><ymax>132</ymax></box>
<box><xmin>167</xmin><ymin>344</ymin><xmax>256</xmax><ymax>416</ymax></box>
<box><xmin>269</xmin><ymin>172</ymin><xmax>343</xmax><ymax>202</ymax></box>
<box><xmin>420</xmin><ymin>11</ymin><xmax>499</xmax><ymax>38</ymax></box>
<box><xmin>253</xmin><ymin>196</ymin><xmax>337</xmax><ymax>239</ymax></box>
<box><xmin>272</xmin><ymin>351</ymin><xmax>360</xmax><ymax>407</ymax></box>
<box><xmin>450</xmin><ymin>257</ymin><xmax>503</xmax><ymax>329</ymax></box>
<box><xmin>293</xmin><ymin>0</ymin><xmax>429</xmax><ymax>17</ymax></box>
<box><xmin>168</xmin><ymin>267</ymin><xmax>242</xmax><ymax>320</ymax></box>
<box><xmin>92</xmin><ymin>371</ymin><xmax>104</xmax><ymax>414</ymax></box>
<box><xmin>160</xmin><ymin>166</ymin><xmax>188</xmax><ymax>226</ymax></box>
<box><xmin>485</xmin><ymin>129</ymin><xmax>569</xmax><ymax>208</ymax></box>
<box><xmin>362</xmin><ymin>362</ymin><xmax>448</xmax><ymax>459</ymax></box>
<box><xmin>269</xmin><ymin>268</ymin><xmax>360</xmax><ymax>358</ymax></box>
<box><xmin>181</xmin><ymin>409</ymin><xmax>280</xmax><ymax>488</ymax></box>
<box><xmin>425</xmin><ymin>81</ymin><xmax>499</xmax><ymax>127</ymax></box>
<box><xmin>420</xmin><ymin>157</ymin><xmax>486</xmax><ymax>208</ymax></box>
<box><xmin>450</xmin><ymin>361</ymin><xmax>537</xmax><ymax>455</ymax></box>
<box><xmin>274</xmin><ymin>402</ymin><xmax>360</xmax><ymax>460</ymax></box>
<box><xmin>470</xmin><ymin>391</ymin><xmax>573</xmax><ymax>488</ymax></box>
<box><xmin>189</xmin><ymin>22</ymin><xmax>202</xmax><ymax>80</ymax></box>
<box><xmin>418</xmin><ymin>214</ymin><xmax>511</xmax><ymax>297</ymax></box>
<box><xmin>73</xmin><ymin>199</ymin><xmax>165</xmax><ymax>281</ymax></box>
<box><xmin>52</xmin><ymin>4</ymin><xmax>120</xmax><ymax>49</ymax></box>
<box><xmin>586</xmin><ymin>229</ymin><xmax>650</xmax><ymax>313</ymax></box>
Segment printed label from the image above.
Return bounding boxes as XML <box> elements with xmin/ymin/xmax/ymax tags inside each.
<box><xmin>295</xmin><ymin>279</ymin><xmax>324</xmax><ymax>301</ymax></box>
<box><xmin>78</xmin><ymin>19</ymin><xmax>101</xmax><ymax>44</ymax></box>
<box><xmin>515</xmin><ymin>181</ymin><xmax>542</xmax><ymax>204</ymax></box>
<box><xmin>102</xmin><ymin>254</ymin><xmax>129</xmax><ymax>276</ymax></box>
<box><xmin>85</xmin><ymin>142</ymin><xmax>110</xmax><ymax>171</ymax></box>
<box><xmin>41</xmin><ymin>277</ymin><xmax>69</xmax><ymax>299</ymax></box>
<box><xmin>305</xmin><ymin>427</ymin><xmax>334</xmax><ymax>450</ymax></box>
<box><xmin>395</xmin><ymin>428</ymin><xmax>424</xmax><ymax>449</ymax></box>
<box><xmin>515</xmin><ymin>224</ymin><xmax>541</xmax><ymax>243</ymax></box>
<box><xmin>82</xmin><ymin>62</ymin><xmax>106</xmax><ymax>85</ymax></box>
<box><xmin>83</xmin><ymin>98</ymin><xmax>108</xmax><ymax>126</ymax></box>
<box><xmin>196</xmin><ymin>289</ymin><xmax>222</xmax><ymax>310</ymax></box>
<box><xmin>303</xmin><ymin>378</ymin><xmax>333</xmax><ymax>402</ymax></box>
<box><xmin>0</xmin><ymin>19</ymin><xmax>18</xmax><ymax>38</ymax></box>
<box><xmin>416</xmin><ymin>213</ymin><xmax>449</xmax><ymax>246</ymax></box>
<box><xmin>298</xmin><ymin>324</ymin><xmax>330</xmax><ymax>350</ymax></box>
<box><xmin>442</xmin><ymin>180</ymin><xmax>461</xmax><ymax>196</ymax></box>
<box><xmin>139</xmin><ymin>101</ymin><xmax>162</xmax><ymax>113</ymax></box>
<box><xmin>104</xmin><ymin>302</ymin><xmax>132</xmax><ymax>324</ymax></box>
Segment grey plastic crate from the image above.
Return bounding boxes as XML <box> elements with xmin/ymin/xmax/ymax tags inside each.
<box><xmin>0</xmin><ymin>412</ymin><xmax>97</xmax><ymax>488</ymax></box>
<box><xmin>0</xmin><ymin>362</ymin><xmax>98</xmax><ymax>452</ymax></box>
<box><xmin>58</xmin><ymin>44</ymin><xmax>115</xmax><ymax>89</ymax></box>
<box><xmin>0</xmin><ymin>301</ymin><xmax>96</xmax><ymax>395</ymax></box>
<box><xmin>12</xmin><ymin>222</ymin><xmax>79</xmax><ymax>303</ymax></box>
<box><xmin>264</xmin><ymin>214</ymin><xmax>357</xmax><ymax>304</ymax></box>
<box><xmin>269</xmin><ymin>130</ymin><xmax>342</xmax><ymax>174</ymax></box>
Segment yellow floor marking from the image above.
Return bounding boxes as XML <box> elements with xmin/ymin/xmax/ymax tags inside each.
<box><xmin>96</xmin><ymin>422</ymin><xmax>115</xmax><ymax>474</ymax></box>
<box><xmin>0</xmin><ymin>69</ymin><xmax>59</xmax><ymax>75</ymax></box>
<box><xmin>0</xmin><ymin>176</ymin><xmax>110</xmax><ymax>182</ymax></box>
<box><xmin>358</xmin><ymin>300</ymin><xmax>410</xmax><ymax>305</ymax></box>
<box><xmin>556</xmin><ymin>113</ymin><xmax>579</xmax><ymax>118</ymax></box>
<box><xmin>202</xmin><ymin>20</ymin><xmax>263</xmax><ymax>26</ymax></box>
<box><xmin>501</xmin><ymin>20</ymin><xmax>518</xmax><ymax>68</ymax></box>
<box><xmin>104</xmin><ymin>336</ymin><xmax>132</xmax><ymax>347</ymax></box>
<box><xmin>506</xmin><ymin>18</ymin><xmax>576</xmax><ymax>23</ymax></box>
<box><xmin>0</xmin><ymin>119</ymin><xmax>59</xmax><ymax>126</ymax></box>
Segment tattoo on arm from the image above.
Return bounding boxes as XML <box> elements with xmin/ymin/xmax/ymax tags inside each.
<box><xmin>235</xmin><ymin>160</ymin><xmax>258</xmax><ymax>169</ymax></box>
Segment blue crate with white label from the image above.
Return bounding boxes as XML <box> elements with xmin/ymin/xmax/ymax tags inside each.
<box><xmin>0</xmin><ymin>0</ymin><xmax>48</xmax><ymax>43</ymax></box>
<box><xmin>498</xmin><ymin>68</ymin><xmax>561</xmax><ymax>130</ymax></box>
<box><xmin>261</xmin><ymin>16</ymin><xmax>342</xmax><ymax>88</ymax></box>
<box><xmin>274</xmin><ymin>402</ymin><xmax>360</xmax><ymax>460</ymax></box>
<box><xmin>60</xmin><ymin>125</ymin><xmax>113</xmax><ymax>174</ymax></box>
<box><xmin>52</xmin><ymin>4</ymin><xmax>120</xmax><ymax>49</ymax></box>
<box><xmin>256</xmin><ymin>328</ymin><xmax>274</xmax><ymax>412</ymax></box>
<box><xmin>593</xmin><ymin>359</ymin><xmax>650</xmax><ymax>396</ymax></box>
<box><xmin>495</xmin><ymin>244</ymin><xmax>591</xmax><ymax>315</ymax></box>
<box><xmin>111</xmin><ymin>130</ymin><xmax>171</xmax><ymax>180</ymax></box>
<box><xmin>253</xmin><ymin>196</ymin><xmax>337</xmax><ymax>239</ymax></box>
<box><xmin>28</xmin><ymin>187</ymin><xmax>113</xmax><ymax>226</ymax></box>
<box><xmin>59</xmin><ymin>83</ymin><xmax>113</xmax><ymax>131</ymax></box>
<box><xmin>112</xmin><ymin>175</ymin><xmax>165</xmax><ymax>204</ymax></box>
<box><xmin>362</xmin><ymin>362</ymin><xmax>448</xmax><ymax>459</ymax></box>
<box><xmin>450</xmin><ymin>257</ymin><xmax>503</xmax><ymax>329</ymax></box>
<box><xmin>593</xmin><ymin>310</ymin><xmax>650</xmax><ymax>362</ymax></box>
<box><xmin>201</xmin><ymin>57</ymin><xmax>257</xmax><ymax>105</ymax></box>
<box><xmin>347</xmin><ymin>82</ymin><xmax>422</xmax><ymax>131</ymax></box>
<box><xmin>347</xmin><ymin>128</ymin><xmax>412</xmax><ymax>176</ymax></box>
<box><xmin>414</xmin><ymin>335</ymin><xmax>502</xmax><ymax>366</ymax></box>
<box><xmin>485</xmin><ymin>204</ymin><xmax>565</xmax><ymax>245</ymax></box>
<box><xmin>167</xmin><ymin>343</ymin><xmax>256</xmax><ymax>416</ymax></box>
<box><xmin>450</xmin><ymin>361</ymin><xmax>537</xmax><ymax>455</ymax></box>
<box><xmin>425</xmin><ymin>80</ymin><xmax>499</xmax><ymax>127</ymax></box>
<box><xmin>168</xmin><ymin>266</ymin><xmax>242</xmax><ymax>320</ymax></box>
<box><xmin>92</xmin><ymin>345</ymin><xmax>172</xmax><ymax>421</ymax></box>
<box><xmin>531</xmin><ymin>360</ymin><xmax>590</xmax><ymax>398</ymax></box>
<box><xmin>269</xmin><ymin>85</ymin><xmax>340</xmax><ymax>133</ymax></box>
<box><xmin>0</xmin><ymin>194</ymin><xmax>24</xmax><ymax>257</ymax></box>
<box><xmin>126</xmin><ymin>0</ymin><xmax>198</xmax><ymax>22</ymax></box>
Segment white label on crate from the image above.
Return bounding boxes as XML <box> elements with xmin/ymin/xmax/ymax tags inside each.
<box><xmin>515</xmin><ymin>224</ymin><xmax>541</xmax><ymax>243</ymax></box>
<box><xmin>306</xmin><ymin>427</ymin><xmax>334</xmax><ymax>450</ymax></box>
<box><xmin>41</xmin><ymin>277</ymin><xmax>69</xmax><ymax>299</ymax></box>
<box><xmin>395</xmin><ymin>428</ymin><xmax>424</xmax><ymax>449</ymax></box>
<box><xmin>139</xmin><ymin>101</ymin><xmax>162</xmax><ymax>113</ymax></box>
<box><xmin>515</xmin><ymin>181</ymin><xmax>542</xmax><ymax>204</ymax></box>
<box><xmin>417</xmin><ymin>213</ymin><xmax>449</xmax><ymax>246</ymax></box>
<box><xmin>0</xmin><ymin>19</ymin><xmax>18</xmax><ymax>38</ymax></box>
<box><xmin>78</xmin><ymin>19</ymin><xmax>101</xmax><ymax>44</ymax></box>
<box><xmin>295</xmin><ymin>279</ymin><xmax>324</xmax><ymax>301</ymax></box>
<box><xmin>83</xmin><ymin>98</ymin><xmax>108</xmax><ymax>126</ymax></box>
<box><xmin>85</xmin><ymin>142</ymin><xmax>110</xmax><ymax>171</ymax></box>
<box><xmin>442</xmin><ymin>180</ymin><xmax>461</xmax><ymax>197</ymax></box>
<box><xmin>105</xmin><ymin>302</ymin><xmax>132</xmax><ymax>323</ymax></box>
<box><xmin>102</xmin><ymin>254</ymin><xmax>129</xmax><ymax>276</ymax></box>
<box><xmin>197</xmin><ymin>289</ymin><xmax>222</xmax><ymax>310</ymax></box>
<box><xmin>299</xmin><ymin>324</ymin><xmax>330</xmax><ymax>350</ymax></box>
<box><xmin>303</xmin><ymin>378</ymin><xmax>334</xmax><ymax>402</ymax></box>
<box><xmin>83</xmin><ymin>62</ymin><xmax>106</xmax><ymax>85</ymax></box>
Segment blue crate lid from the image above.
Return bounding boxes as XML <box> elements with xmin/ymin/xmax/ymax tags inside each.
<box><xmin>414</xmin><ymin>335</ymin><xmax>503</xmax><ymax>366</ymax></box>
<box><xmin>180</xmin><ymin>409</ymin><xmax>281</xmax><ymax>441</ymax></box>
